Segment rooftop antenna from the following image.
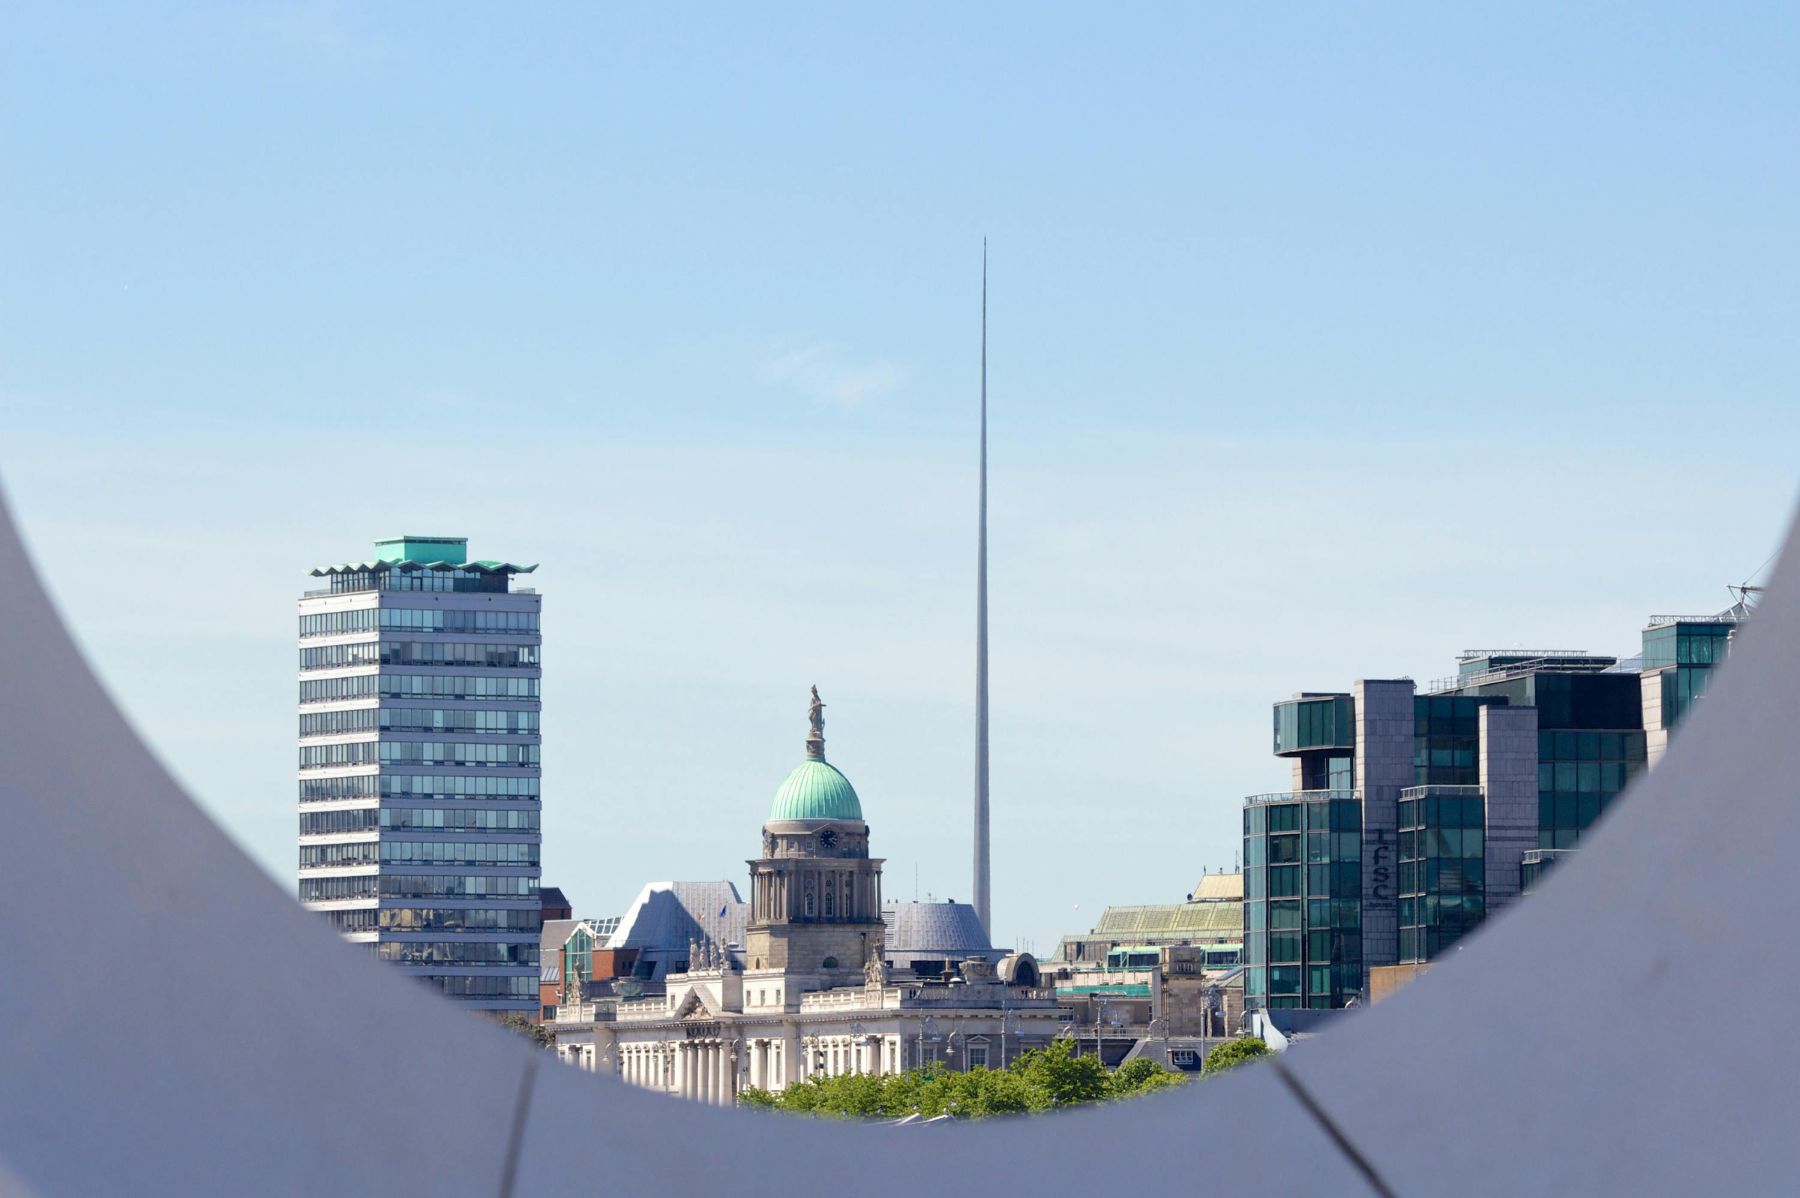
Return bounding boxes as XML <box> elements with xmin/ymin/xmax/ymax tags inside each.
<box><xmin>974</xmin><ymin>238</ymin><xmax>992</xmax><ymax>936</ymax></box>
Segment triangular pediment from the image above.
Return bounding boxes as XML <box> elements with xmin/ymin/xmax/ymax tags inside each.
<box><xmin>669</xmin><ymin>986</ymin><xmax>722</xmax><ymax>1020</ymax></box>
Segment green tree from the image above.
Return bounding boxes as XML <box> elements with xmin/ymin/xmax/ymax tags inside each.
<box><xmin>497</xmin><ymin>1013</ymin><xmax>554</xmax><ymax>1049</ymax></box>
<box><xmin>952</xmin><ymin>1067</ymin><xmax>1035</xmax><ymax>1116</ymax></box>
<box><xmin>1008</xmin><ymin>1038</ymin><xmax>1109</xmax><ymax>1109</ymax></box>
<box><xmin>1107</xmin><ymin>1057</ymin><xmax>1187</xmax><ymax>1099</ymax></box>
<box><xmin>737</xmin><ymin>1036</ymin><xmax>1192</xmax><ymax>1120</ymax></box>
<box><xmin>1201</xmin><ymin>1036</ymin><xmax>1271</xmax><ymax>1076</ymax></box>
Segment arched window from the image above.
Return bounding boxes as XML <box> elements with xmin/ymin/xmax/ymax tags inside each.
<box><xmin>823</xmin><ymin>891</ymin><xmax>835</xmax><ymax>917</ymax></box>
<box><xmin>804</xmin><ymin>892</ymin><xmax>816</xmax><ymax>918</ymax></box>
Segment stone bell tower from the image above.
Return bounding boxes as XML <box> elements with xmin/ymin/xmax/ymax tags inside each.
<box><xmin>743</xmin><ymin>688</ymin><xmax>886</xmax><ymax>998</ymax></box>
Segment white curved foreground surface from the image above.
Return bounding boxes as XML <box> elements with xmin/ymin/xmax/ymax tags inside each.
<box><xmin>0</xmin><ymin>482</ymin><xmax>1796</xmax><ymax>1197</ymax></box>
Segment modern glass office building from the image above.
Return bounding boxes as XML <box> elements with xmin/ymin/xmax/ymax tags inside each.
<box><xmin>1244</xmin><ymin>600</ymin><xmax>1753</xmax><ymax>999</ymax></box>
<box><xmin>1248</xmin><ymin>683</ymin><xmax>1539</xmax><ymax>1001</ymax></box>
<box><xmin>1242</xmin><ymin>792</ymin><xmax>1363</xmax><ymax>1010</ymax></box>
<box><xmin>296</xmin><ymin>536</ymin><xmax>543</xmax><ymax>1012</ymax></box>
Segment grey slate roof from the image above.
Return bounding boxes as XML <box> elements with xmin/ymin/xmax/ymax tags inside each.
<box><xmin>603</xmin><ymin>881</ymin><xmax>747</xmax><ymax>985</ymax></box>
<box><xmin>540</xmin><ymin>918</ymin><xmax>582</xmax><ymax>956</ymax></box>
<box><xmin>881</xmin><ymin>901</ymin><xmax>1002</xmax><ymax>967</ymax></box>
<box><xmin>607</xmin><ymin>881</ymin><xmax>746</xmax><ymax>953</ymax></box>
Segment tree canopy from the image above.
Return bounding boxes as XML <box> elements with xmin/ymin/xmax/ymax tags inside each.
<box><xmin>738</xmin><ymin>1039</ymin><xmax>1190</xmax><ymax>1120</ymax></box>
<box><xmin>498</xmin><ymin>1013</ymin><xmax>554</xmax><ymax>1049</ymax></box>
<box><xmin>1200</xmin><ymin>1035</ymin><xmax>1271</xmax><ymax>1076</ymax></box>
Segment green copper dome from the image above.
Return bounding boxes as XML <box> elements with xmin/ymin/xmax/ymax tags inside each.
<box><xmin>769</xmin><ymin>759</ymin><xmax>863</xmax><ymax>822</ymax></box>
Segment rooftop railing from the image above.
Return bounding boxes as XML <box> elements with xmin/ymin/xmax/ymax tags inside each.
<box><xmin>1399</xmin><ymin>784</ymin><xmax>1484</xmax><ymax>799</ymax></box>
<box><xmin>1427</xmin><ymin>656</ymin><xmax>1620</xmax><ymax>694</ymax></box>
<box><xmin>1243</xmin><ymin>789</ymin><xmax>1357</xmax><ymax>806</ymax></box>
<box><xmin>1457</xmin><ymin>649</ymin><xmax>1600</xmax><ymax>660</ymax></box>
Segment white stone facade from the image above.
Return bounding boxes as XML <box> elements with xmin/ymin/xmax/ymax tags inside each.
<box><xmin>552</xmin><ymin>967</ymin><xmax>1063</xmax><ymax>1104</ymax></box>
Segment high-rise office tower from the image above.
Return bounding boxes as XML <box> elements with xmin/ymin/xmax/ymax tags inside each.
<box><xmin>296</xmin><ymin>536</ymin><xmax>543</xmax><ymax>1012</ymax></box>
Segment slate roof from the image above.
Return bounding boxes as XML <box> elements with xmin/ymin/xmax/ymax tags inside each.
<box><xmin>607</xmin><ymin>881</ymin><xmax>746</xmax><ymax>953</ymax></box>
<box><xmin>540</xmin><ymin>919</ymin><xmax>583</xmax><ymax>956</ymax></box>
<box><xmin>881</xmin><ymin>901</ymin><xmax>1001</xmax><ymax>966</ymax></box>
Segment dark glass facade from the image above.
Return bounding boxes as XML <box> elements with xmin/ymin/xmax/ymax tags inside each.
<box><xmin>1397</xmin><ymin>789</ymin><xmax>1486</xmax><ymax>963</ymax></box>
<box><xmin>1534</xmin><ymin>729</ymin><xmax>1645</xmax><ymax>849</ymax></box>
<box><xmin>1275</xmin><ymin>694</ymin><xmax>1357</xmax><ymax>791</ymax></box>
<box><xmin>1644</xmin><ymin>621</ymin><xmax>1734</xmax><ymax>729</ymax></box>
<box><xmin>1445</xmin><ymin>671</ymin><xmax>1646</xmax><ymax>850</ymax></box>
<box><xmin>1273</xmin><ymin>696</ymin><xmax>1356</xmax><ymax>755</ymax></box>
<box><xmin>1414</xmin><ymin>694</ymin><xmax>1502</xmax><ymax>786</ymax></box>
<box><xmin>1243</xmin><ymin>795</ymin><xmax>1362</xmax><ymax>1010</ymax></box>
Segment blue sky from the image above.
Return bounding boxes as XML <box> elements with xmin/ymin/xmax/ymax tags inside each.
<box><xmin>2</xmin><ymin>3</ymin><xmax>1795</xmax><ymax>951</ymax></box>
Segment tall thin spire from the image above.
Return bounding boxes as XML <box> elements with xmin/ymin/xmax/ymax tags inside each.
<box><xmin>974</xmin><ymin>240</ymin><xmax>991</xmax><ymax>935</ymax></box>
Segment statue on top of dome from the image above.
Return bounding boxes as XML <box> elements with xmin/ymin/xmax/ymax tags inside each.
<box><xmin>806</xmin><ymin>686</ymin><xmax>827</xmax><ymax>759</ymax></box>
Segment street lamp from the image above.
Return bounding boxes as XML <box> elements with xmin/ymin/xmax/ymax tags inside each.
<box><xmin>1201</xmin><ymin>984</ymin><xmax>1220</xmax><ymax>1072</ymax></box>
<box><xmin>1147</xmin><ymin>1016</ymin><xmax>1171</xmax><ymax>1069</ymax></box>
<box><xmin>918</xmin><ymin>1016</ymin><xmax>942</xmax><ymax>1073</ymax></box>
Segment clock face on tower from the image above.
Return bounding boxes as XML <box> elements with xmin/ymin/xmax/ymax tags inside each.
<box><xmin>816</xmin><ymin>828</ymin><xmax>840</xmax><ymax>850</ymax></box>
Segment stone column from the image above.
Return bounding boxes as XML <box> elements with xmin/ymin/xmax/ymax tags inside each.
<box><xmin>672</xmin><ymin>1042</ymin><xmax>687</xmax><ymax>1098</ymax></box>
<box><xmin>784</xmin><ymin>1022</ymin><xmax>803</xmax><ymax>1088</ymax></box>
